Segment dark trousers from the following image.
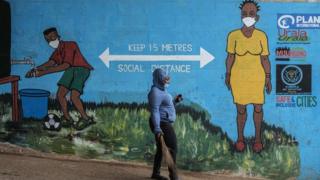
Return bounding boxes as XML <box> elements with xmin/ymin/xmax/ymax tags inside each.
<box><xmin>149</xmin><ymin>118</ymin><xmax>177</xmax><ymax>179</ymax></box>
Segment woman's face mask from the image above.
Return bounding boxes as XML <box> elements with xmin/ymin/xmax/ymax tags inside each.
<box><xmin>242</xmin><ymin>17</ymin><xmax>256</xmax><ymax>27</ymax></box>
<box><xmin>49</xmin><ymin>38</ymin><xmax>59</xmax><ymax>49</ymax></box>
<box><xmin>163</xmin><ymin>76</ymin><xmax>170</xmax><ymax>88</ymax></box>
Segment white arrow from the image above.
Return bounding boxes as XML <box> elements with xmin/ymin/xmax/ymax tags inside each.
<box><xmin>99</xmin><ymin>47</ymin><xmax>215</xmax><ymax>68</ymax></box>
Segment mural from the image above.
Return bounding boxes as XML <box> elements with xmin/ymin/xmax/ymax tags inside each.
<box><xmin>25</xmin><ymin>27</ymin><xmax>95</xmax><ymax>130</ymax></box>
<box><xmin>0</xmin><ymin>93</ymin><xmax>300</xmax><ymax>179</ymax></box>
<box><xmin>1</xmin><ymin>0</ymin><xmax>320</xmax><ymax>179</ymax></box>
<box><xmin>225</xmin><ymin>0</ymin><xmax>272</xmax><ymax>153</ymax></box>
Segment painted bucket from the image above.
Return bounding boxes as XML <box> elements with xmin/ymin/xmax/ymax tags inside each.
<box><xmin>19</xmin><ymin>89</ymin><xmax>50</xmax><ymax>120</ymax></box>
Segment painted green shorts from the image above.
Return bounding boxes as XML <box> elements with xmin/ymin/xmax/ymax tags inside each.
<box><xmin>57</xmin><ymin>67</ymin><xmax>90</xmax><ymax>94</ymax></box>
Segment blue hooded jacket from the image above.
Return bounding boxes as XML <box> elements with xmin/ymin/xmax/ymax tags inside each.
<box><xmin>148</xmin><ymin>68</ymin><xmax>176</xmax><ymax>134</ymax></box>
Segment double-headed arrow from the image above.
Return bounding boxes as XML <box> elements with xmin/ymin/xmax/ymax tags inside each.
<box><xmin>99</xmin><ymin>47</ymin><xmax>215</xmax><ymax>68</ymax></box>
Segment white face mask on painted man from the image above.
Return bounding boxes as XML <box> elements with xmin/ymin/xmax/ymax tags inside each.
<box><xmin>49</xmin><ymin>39</ymin><xmax>59</xmax><ymax>49</ymax></box>
<box><xmin>242</xmin><ymin>17</ymin><xmax>256</xmax><ymax>27</ymax></box>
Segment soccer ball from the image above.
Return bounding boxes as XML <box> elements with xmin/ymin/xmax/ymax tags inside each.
<box><xmin>43</xmin><ymin>113</ymin><xmax>61</xmax><ymax>131</ymax></box>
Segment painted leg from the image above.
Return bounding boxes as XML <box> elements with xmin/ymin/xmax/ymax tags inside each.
<box><xmin>57</xmin><ymin>86</ymin><xmax>70</xmax><ymax>120</ymax></box>
<box><xmin>235</xmin><ymin>104</ymin><xmax>247</xmax><ymax>152</ymax></box>
<box><xmin>70</xmin><ymin>90</ymin><xmax>88</xmax><ymax>120</ymax></box>
<box><xmin>253</xmin><ymin>104</ymin><xmax>263</xmax><ymax>153</ymax></box>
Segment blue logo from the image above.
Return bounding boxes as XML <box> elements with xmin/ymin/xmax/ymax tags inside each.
<box><xmin>278</xmin><ymin>14</ymin><xmax>320</xmax><ymax>29</ymax></box>
<box><xmin>281</xmin><ymin>65</ymin><xmax>303</xmax><ymax>86</ymax></box>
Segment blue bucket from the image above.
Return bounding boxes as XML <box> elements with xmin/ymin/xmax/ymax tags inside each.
<box><xmin>19</xmin><ymin>89</ymin><xmax>50</xmax><ymax>120</ymax></box>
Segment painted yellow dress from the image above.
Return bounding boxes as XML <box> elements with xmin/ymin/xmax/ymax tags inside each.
<box><xmin>227</xmin><ymin>29</ymin><xmax>269</xmax><ymax>105</ymax></box>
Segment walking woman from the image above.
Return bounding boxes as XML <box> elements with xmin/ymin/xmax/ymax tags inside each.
<box><xmin>148</xmin><ymin>68</ymin><xmax>182</xmax><ymax>180</ymax></box>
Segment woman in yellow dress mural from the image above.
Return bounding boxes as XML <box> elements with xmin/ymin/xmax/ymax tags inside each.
<box><xmin>225</xmin><ymin>0</ymin><xmax>272</xmax><ymax>153</ymax></box>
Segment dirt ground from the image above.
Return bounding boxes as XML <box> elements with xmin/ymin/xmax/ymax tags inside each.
<box><xmin>0</xmin><ymin>143</ymin><xmax>265</xmax><ymax>180</ymax></box>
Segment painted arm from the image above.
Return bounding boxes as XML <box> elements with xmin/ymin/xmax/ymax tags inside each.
<box><xmin>261</xmin><ymin>55</ymin><xmax>272</xmax><ymax>94</ymax></box>
<box><xmin>35</xmin><ymin>63</ymin><xmax>70</xmax><ymax>77</ymax></box>
<box><xmin>36</xmin><ymin>60</ymin><xmax>56</xmax><ymax>70</ymax></box>
<box><xmin>25</xmin><ymin>60</ymin><xmax>56</xmax><ymax>78</ymax></box>
<box><xmin>225</xmin><ymin>53</ymin><xmax>235</xmax><ymax>90</ymax></box>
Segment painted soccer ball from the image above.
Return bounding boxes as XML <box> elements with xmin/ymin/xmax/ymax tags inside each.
<box><xmin>43</xmin><ymin>113</ymin><xmax>61</xmax><ymax>131</ymax></box>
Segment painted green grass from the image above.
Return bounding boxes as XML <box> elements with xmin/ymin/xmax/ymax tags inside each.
<box><xmin>0</xmin><ymin>94</ymin><xmax>299</xmax><ymax>179</ymax></box>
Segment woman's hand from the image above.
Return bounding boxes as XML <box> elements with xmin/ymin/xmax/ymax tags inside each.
<box><xmin>265</xmin><ymin>77</ymin><xmax>272</xmax><ymax>94</ymax></box>
<box><xmin>156</xmin><ymin>132</ymin><xmax>163</xmax><ymax>141</ymax></box>
<box><xmin>174</xmin><ymin>94</ymin><xmax>183</xmax><ymax>103</ymax></box>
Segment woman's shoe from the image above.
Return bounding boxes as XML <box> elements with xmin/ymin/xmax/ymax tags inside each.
<box><xmin>235</xmin><ymin>140</ymin><xmax>246</xmax><ymax>152</ymax></box>
<box><xmin>252</xmin><ymin>142</ymin><xmax>263</xmax><ymax>153</ymax></box>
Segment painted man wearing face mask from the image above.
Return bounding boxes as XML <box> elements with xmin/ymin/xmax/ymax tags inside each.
<box><xmin>26</xmin><ymin>27</ymin><xmax>95</xmax><ymax>130</ymax></box>
<box><xmin>225</xmin><ymin>0</ymin><xmax>272</xmax><ymax>153</ymax></box>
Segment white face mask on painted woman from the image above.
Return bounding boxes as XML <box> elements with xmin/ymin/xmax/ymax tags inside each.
<box><xmin>49</xmin><ymin>39</ymin><xmax>59</xmax><ymax>49</ymax></box>
<box><xmin>242</xmin><ymin>17</ymin><xmax>256</xmax><ymax>27</ymax></box>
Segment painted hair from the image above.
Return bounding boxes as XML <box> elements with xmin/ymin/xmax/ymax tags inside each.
<box><xmin>239</xmin><ymin>0</ymin><xmax>260</xmax><ymax>12</ymax></box>
<box><xmin>43</xmin><ymin>27</ymin><xmax>58</xmax><ymax>36</ymax></box>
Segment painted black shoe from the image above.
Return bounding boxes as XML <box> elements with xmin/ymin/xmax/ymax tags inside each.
<box><xmin>61</xmin><ymin>117</ymin><xmax>75</xmax><ymax>128</ymax></box>
<box><xmin>74</xmin><ymin>116</ymin><xmax>96</xmax><ymax>131</ymax></box>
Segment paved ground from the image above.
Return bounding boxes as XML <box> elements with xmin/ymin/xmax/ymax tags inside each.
<box><xmin>0</xmin><ymin>143</ymin><xmax>265</xmax><ymax>180</ymax></box>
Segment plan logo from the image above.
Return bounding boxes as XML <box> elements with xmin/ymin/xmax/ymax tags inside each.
<box><xmin>276</xmin><ymin>64</ymin><xmax>311</xmax><ymax>95</ymax></box>
<box><xmin>275</xmin><ymin>47</ymin><xmax>306</xmax><ymax>61</ymax></box>
<box><xmin>278</xmin><ymin>15</ymin><xmax>295</xmax><ymax>29</ymax></box>
<box><xmin>278</xmin><ymin>14</ymin><xmax>320</xmax><ymax>29</ymax></box>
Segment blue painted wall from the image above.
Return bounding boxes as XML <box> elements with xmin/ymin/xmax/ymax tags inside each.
<box><xmin>1</xmin><ymin>0</ymin><xmax>320</xmax><ymax>178</ymax></box>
